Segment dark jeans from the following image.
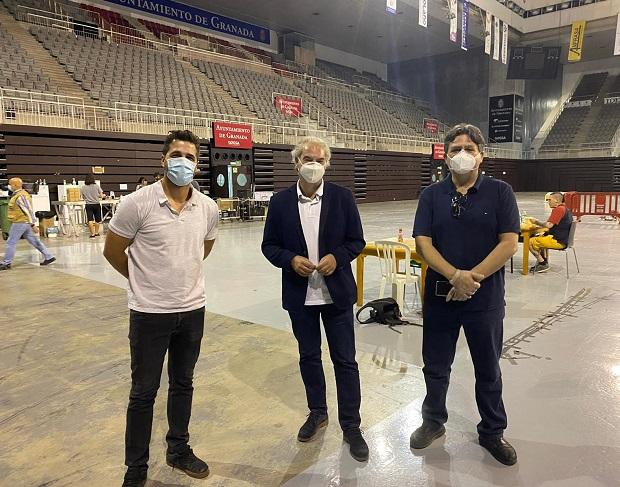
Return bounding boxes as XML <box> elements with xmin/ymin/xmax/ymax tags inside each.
<box><xmin>421</xmin><ymin>304</ymin><xmax>507</xmax><ymax>438</ymax></box>
<box><xmin>125</xmin><ymin>307</ymin><xmax>205</xmax><ymax>468</ymax></box>
<box><xmin>288</xmin><ymin>304</ymin><xmax>361</xmax><ymax>431</ymax></box>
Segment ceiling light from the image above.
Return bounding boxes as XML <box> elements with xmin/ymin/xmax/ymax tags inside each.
<box><xmin>560</xmin><ymin>2</ymin><xmax>571</xmax><ymax>8</ymax></box>
<box><xmin>531</xmin><ymin>8</ymin><xmax>541</xmax><ymax>15</ymax></box>
<box><xmin>507</xmin><ymin>1</ymin><xmax>513</xmax><ymax>7</ymax></box>
<box><xmin>545</xmin><ymin>5</ymin><xmax>555</xmax><ymax>12</ymax></box>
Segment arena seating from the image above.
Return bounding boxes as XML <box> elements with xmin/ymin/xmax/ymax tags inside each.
<box><xmin>0</xmin><ymin>24</ymin><xmax>56</xmax><ymax>92</ymax></box>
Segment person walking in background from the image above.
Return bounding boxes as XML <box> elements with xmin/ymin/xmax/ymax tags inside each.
<box><xmin>153</xmin><ymin>171</ymin><xmax>163</xmax><ymax>183</ymax></box>
<box><xmin>0</xmin><ymin>177</ymin><xmax>56</xmax><ymax>271</ymax></box>
<box><xmin>411</xmin><ymin>124</ymin><xmax>520</xmax><ymax>466</ymax></box>
<box><xmin>261</xmin><ymin>136</ymin><xmax>369</xmax><ymax>462</ymax></box>
<box><xmin>80</xmin><ymin>173</ymin><xmax>105</xmax><ymax>238</ymax></box>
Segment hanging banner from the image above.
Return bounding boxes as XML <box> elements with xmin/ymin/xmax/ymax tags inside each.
<box><xmin>484</xmin><ymin>12</ymin><xmax>492</xmax><ymax>55</ymax></box>
<box><xmin>386</xmin><ymin>0</ymin><xmax>397</xmax><ymax>14</ymax></box>
<box><xmin>568</xmin><ymin>21</ymin><xmax>586</xmax><ymax>62</ymax></box>
<box><xmin>274</xmin><ymin>96</ymin><xmax>302</xmax><ymax>117</ymax></box>
<box><xmin>432</xmin><ymin>144</ymin><xmax>445</xmax><ymax>160</ymax></box>
<box><xmin>212</xmin><ymin>121</ymin><xmax>253</xmax><ymax>149</ymax></box>
<box><xmin>419</xmin><ymin>0</ymin><xmax>427</xmax><ymax>27</ymax></box>
<box><xmin>423</xmin><ymin>118</ymin><xmax>439</xmax><ymax>134</ymax></box>
<box><xmin>501</xmin><ymin>21</ymin><xmax>508</xmax><ymax>64</ymax></box>
<box><xmin>615</xmin><ymin>13</ymin><xmax>620</xmax><ymax>56</ymax></box>
<box><xmin>461</xmin><ymin>0</ymin><xmax>469</xmax><ymax>51</ymax></box>
<box><xmin>493</xmin><ymin>16</ymin><xmax>500</xmax><ymax>61</ymax></box>
<box><xmin>449</xmin><ymin>0</ymin><xmax>457</xmax><ymax>42</ymax></box>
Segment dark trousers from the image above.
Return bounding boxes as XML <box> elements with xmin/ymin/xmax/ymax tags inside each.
<box><xmin>288</xmin><ymin>304</ymin><xmax>361</xmax><ymax>431</ymax></box>
<box><xmin>421</xmin><ymin>304</ymin><xmax>507</xmax><ymax>438</ymax></box>
<box><xmin>125</xmin><ymin>307</ymin><xmax>205</xmax><ymax>467</ymax></box>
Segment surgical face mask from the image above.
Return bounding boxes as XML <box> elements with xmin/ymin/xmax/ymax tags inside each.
<box><xmin>448</xmin><ymin>150</ymin><xmax>480</xmax><ymax>175</ymax></box>
<box><xmin>7</xmin><ymin>185</ymin><xmax>13</xmax><ymax>192</ymax></box>
<box><xmin>298</xmin><ymin>161</ymin><xmax>325</xmax><ymax>184</ymax></box>
<box><xmin>166</xmin><ymin>156</ymin><xmax>196</xmax><ymax>187</ymax></box>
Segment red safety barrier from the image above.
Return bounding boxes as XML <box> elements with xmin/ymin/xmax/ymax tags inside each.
<box><xmin>564</xmin><ymin>191</ymin><xmax>620</xmax><ymax>222</ymax></box>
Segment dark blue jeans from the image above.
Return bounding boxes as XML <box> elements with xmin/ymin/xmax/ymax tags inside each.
<box><xmin>288</xmin><ymin>304</ymin><xmax>361</xmax><ymax>431</ymax></box>
<box><xmin>421</xmin><ymin>304</ymin><xmax>507</xmax><ymax>438</ymax></box>
<box><xmin>125</xmin><ymin>307</ymin><xmax>204</xmax><ymax>468</ymax></box>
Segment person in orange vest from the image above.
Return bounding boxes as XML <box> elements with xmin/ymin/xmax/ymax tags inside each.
<box><xmin>0</xmin><ymin>177</ymin><xmax>56</xmax><ymax>270</ymax></box>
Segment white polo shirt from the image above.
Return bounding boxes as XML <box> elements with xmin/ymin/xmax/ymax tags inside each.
<box><xmin>109</xmin><ymin>181</ymin><xmax>219</xmax><ymax>313</ymax></box>
<box><xmin>297</xmin><ymin>181</ymin><xmax>333</xmax><ymax>306</ymax></box>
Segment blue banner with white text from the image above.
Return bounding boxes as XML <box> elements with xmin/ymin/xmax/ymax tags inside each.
<box><xmin>102</xmin><ymin>0</ymin><xmax>271</xmax><ymax>45</ymax></box>
<box><xmin>461</xmin><ymin>0</ymin><xmax>469</xmax><ymax>51</ymax></box>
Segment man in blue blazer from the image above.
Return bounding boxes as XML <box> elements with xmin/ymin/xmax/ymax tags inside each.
<box><xmin>261</xmin><ymin>137</ymin><xmax>369</xmax><ymax>462</ymax></box>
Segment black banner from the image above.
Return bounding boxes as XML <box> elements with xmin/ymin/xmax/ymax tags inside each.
<box><xmin>513</xmin><ymin>95</ymin><xmax>524</xmax><ymax>143</ymax></box>
<box><xmin>489</xmin><ymin>95</ymin><xmax>515</xmax><ymax>143</ymax></box>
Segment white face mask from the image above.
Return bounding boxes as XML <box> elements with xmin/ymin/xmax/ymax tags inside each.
<box><xmin>7</xmin><ymin>185</ymin><xmax>13</xmax><ymax>192</ymax></box>
<box><xmin>448</xmin><ymin>150</ymin><xmax>481</xmax><ymax>175</ymax></box>
<box><xmin>298</xmin><ymin>161</ymin><xmax>325</xmax><ymax>184</ymax></box>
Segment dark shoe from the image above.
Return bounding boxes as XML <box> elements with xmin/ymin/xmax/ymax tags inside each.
<box><xmin>343</xmin><ymin>428</ymin><xmax>369</xmax><ymax>462</ymax></box>
<box><xmin>535</xmin><ymin>262</ymin><xmax>550</xmax><ymax>273</ymax></box>
<box><xmin>89</xmin><ymin>234</ymin><xmax>96</xmax><ymax>239</ymax></box>
<box><xmin>122</xmin><ymin>465</ymin><xmax>147</xmax><ymax>487</ymax></box>
<box><xmin>479</xmin><ymin>436</ymin><xmax>518</xmax><ymax>466</ymax></box>
<box><xmin>410</xmin><ymin>421</ymin><xmax>446</xmax><ymax>449</ymax></box>
<box><xmin>40</xmin><ymin>257</ymin><xmax>56</xmax><ymax>266</ymax></box>
<box><xmin>297</xmin><ymin>412</ymin><xmax>328</xmax><ymax>442</ymax></box>
<box><xmin>94</xmin><ymin>233</ymin><xmax>101</xmax><ymax>237</ymax></box>
<box><xmin>0</xmin><ymin>264</ymin><xmax>10</xmax><ymax>271</ymax></box>
<box><xmin>166</xmin><ymin>447</ymin><xmax>209</xmax><ymax>479</ymax></box>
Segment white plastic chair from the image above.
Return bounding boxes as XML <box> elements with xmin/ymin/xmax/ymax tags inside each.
<box><xmin>375</xmin><ymin>240</ymin><xmax>420</xmax><ymax>312</ymax></box>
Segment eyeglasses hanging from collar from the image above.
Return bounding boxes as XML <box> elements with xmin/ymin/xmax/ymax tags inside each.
<box><xmin>451</xmin><ymin>193</ymin><xmax>468</xmax><ymax>218</ymax></box>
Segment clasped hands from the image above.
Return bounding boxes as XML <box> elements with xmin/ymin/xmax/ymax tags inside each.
<box><xmin>446</xmin><ymin>269</ymin><xmax>485</xmax><ymax>302</ymax></box>
<box><xmin>291</xmin><ymin>254</ymin><xmax>337</xmax><ymax>277</ymax></box>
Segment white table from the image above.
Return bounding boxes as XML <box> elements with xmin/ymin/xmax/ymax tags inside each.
<box><xmin>51</xmin><ymin>199</ymin><xmax>120</xmax><ymax>236</ymax></box>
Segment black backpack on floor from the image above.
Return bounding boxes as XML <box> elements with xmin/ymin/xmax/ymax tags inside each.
<box><xmin>355</xmin><ymin>298</ymin><xmax>421</xmax><ymax>333</ymax></box>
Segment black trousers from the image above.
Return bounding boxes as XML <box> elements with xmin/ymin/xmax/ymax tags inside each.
<box><xmin>288</xmin><ymin>304</ymin><xmax>361</xmax><ymax>431</ymax></box>
<box><xmin>421</xmin><ymin>304</ymin><xmax>507</xmax><ymax>438</ymax></box>
<box><xmin>125</xmin><ymin>307</ymin><xmax>205</xmax><ymax>467</ymax></box>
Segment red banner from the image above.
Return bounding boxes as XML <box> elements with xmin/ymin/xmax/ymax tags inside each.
<box><xmin>432</xmin><ymin>143</ymin><xmax>445</xmax><ymax>160</ymax></box>
<box><xmin>212</xmin><ymin>121</ymin><xmax>253</xmax><ymax>149</ymax></box>
<box><xmin>274</xmin><ymin>96</ymin><xmax>302</xmax><ymax>117</ymax></box>
<box><xmin>424</xmin><ymin>118</ymin><xmax>439</xmax><ymax>134</ymax></box>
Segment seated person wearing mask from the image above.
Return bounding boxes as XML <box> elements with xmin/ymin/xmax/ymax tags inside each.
<box><xmin>528</xmin><ymin>192</ymin><xmax>573</xmax><ymax>273</ymax></box>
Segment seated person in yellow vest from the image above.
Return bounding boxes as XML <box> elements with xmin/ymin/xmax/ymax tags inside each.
<box><xmin>528</xmin><ymin>192</ymin><xmax>573</xmax><ymax>273</ymax></box>
<box><xmin>0</xmin><ymin>178</ymin><xmax>56</xmax><ymax>271</ymax></box>
<box><xmin>80</xmin><ymin>173</ymin><xmax>105</xmax><ymax>238</ymax></box>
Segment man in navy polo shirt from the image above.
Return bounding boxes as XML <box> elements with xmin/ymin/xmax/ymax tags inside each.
<box><xmin>410</xmin><ymin>124</ymin><xmax>520</xmax><ymax>466</ymax></box>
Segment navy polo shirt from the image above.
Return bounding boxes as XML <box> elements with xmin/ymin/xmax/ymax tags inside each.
<box><xmin>413</xmin><ymin>175</ymin><xmax>520</xmax><ymax>311</ymax></box>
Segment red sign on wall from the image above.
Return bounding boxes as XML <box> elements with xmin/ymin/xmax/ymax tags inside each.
<box><xmin>423</xmin><ymin>118</ymin><xmax>439</xmax><ymax>134</ymax></box>
<box><xmin>212</xmin><ymin>121</ymin><xmax>253</xmax><ymax>149</ymax></box>
<box><xmin>432</xmin><ymin>143</ymin><xmax>445</xmax><ymax>160</ymax></box>
<box><xmin>274</xmin><ymin>96</ymin><xmax>302</xmax><ymax>117</ymax></box>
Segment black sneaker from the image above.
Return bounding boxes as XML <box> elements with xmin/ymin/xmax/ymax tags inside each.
<box><xmin>89</xmin><ymin>235</ymin><xmax>97</xmax><ymax>239</ymax></box>
<box><xmin>166</xmin><ymin>447</ymin><xmax>209</xmax><ymax>479</ymax></box>
<box><xmin>343</xmin><ymin>428</ymin><xmax>369</xmax><ymax>462</ymax></box>
<box><xmin>410</xmin><ymin>421</ymin><xmax>446</xmax><ymax>449</ymax></box>
<box><xmin>40</xmin><ymin>257</ymin><xmax>56</xmax><ymax>266</ymax></box>
<box><xmin>0</xmin><ymin>263</ymin><xmax>10</xmax><ymax>271</ymax></box>
<box><xmin>535</xmin><ymin>262</ymin><xmax>550</xmax><ymax>273</ymax></box>
<box><xmin>122</xmin><ymin>465</ymin><xmax>147</xmax><ymax>487</ymax></box>
<box><xmin>479</xmin><ymin>436</ymin><xmax>517</xmax><ymax>465</ymax></box>
<box><xmin>297</xmin><ymin>412</ymin><xmax>328</xmax><ymax>442</ymax></box>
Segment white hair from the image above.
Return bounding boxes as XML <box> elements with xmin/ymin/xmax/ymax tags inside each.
<box><xmin>291</xmin><ymin>137</ymin><xmax>331</xmax><ymax>167</ymax></box>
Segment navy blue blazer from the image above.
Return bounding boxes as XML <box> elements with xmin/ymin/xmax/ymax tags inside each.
<box><xmin>261</xmin><ymin>182</ymin><xmax>365</xmax><ymax>311</ymax></box>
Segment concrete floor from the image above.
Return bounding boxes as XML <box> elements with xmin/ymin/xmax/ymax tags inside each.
<box><xmin>0</xmin><ymin>192</ymin><xmax>619</xmax><ymax>486</ymax></box>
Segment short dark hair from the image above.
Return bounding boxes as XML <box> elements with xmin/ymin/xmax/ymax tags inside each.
<box><xmin>444</xmin><ymin>123</ymin><xmax>486</xmax><ymax>155</ymax></box>
<box><xmin>162</xmin><ymin>130</ymin><xmax>200</xmax><ymax>157</ymax></box>
<box><xmin>85</xmin><ymin>173</ymin><xmax>95</xmax><ymax>185</ymax></box>
<box><xmin>550</xmin><ymin>191</ymin><xmax>564</xmax><ymax>202</ymax></box>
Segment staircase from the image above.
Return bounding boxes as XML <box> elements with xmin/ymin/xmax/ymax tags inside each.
<box><xmin>571</xmin><ymin>74</ymin><xmax>616</xmax><ymax>147</ymax></box>
<box><xmin>181</xmin><ymin>60</ymin><xmax>256</xmax><ymax>119</ymax></box>
<box><xmin>0</xmin><ymin>5</ymin><xmax>96</xmax><ymax>104</ymax></box>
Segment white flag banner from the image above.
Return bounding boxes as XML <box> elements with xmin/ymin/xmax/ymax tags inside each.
<box><xmin>449</xmin><ymin>0</ymin><xmax>457</xmax><ymax>42</ymax></box>
<box><xmin>386</xmin><ymin>0</ymin><xmax>396</xmax><ymax>14</ymax></box>
<box><xmin>493</xmin><ymin>16</ymin><xmax>500</xmax><ymax>60</ymax></box>
<box><xmin>615</xmin><ymin>13</ymin><xmax>620</xmax><ymax>55</ymax></box>
<box><xmin>484</xmin><ymin>12</ymin><xmax>492</xmax><ymax>55</ymax></box>
<box><xmin>419</xmin><ymin>0</ymin><xmax>427</xmax><ymax>28</ymax></box>
<box><xmin>502</xmin><ymin>21</ymin><xmax>508</xmax><ymax>64</ymax></box>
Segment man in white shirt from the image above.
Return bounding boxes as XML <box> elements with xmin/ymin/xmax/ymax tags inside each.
<box><xmin>261</xmin><ymin>137</ymin><xmax>369</xmax><ymax>462</ymax></box>
<box><xmin>104</xmin><ymin>130</ymin><xmax>219</xmax><ymax>487</ymax></box>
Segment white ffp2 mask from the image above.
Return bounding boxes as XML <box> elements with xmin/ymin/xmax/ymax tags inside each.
<box><xmin>299</xmin><ymin>161</ymin><xmax>325</xmax><ymax>184</ymax></box>
<box><xmin>448</xmin><ymin>150</ymin><xmax>480</xmax><ymax>175</ymax></box>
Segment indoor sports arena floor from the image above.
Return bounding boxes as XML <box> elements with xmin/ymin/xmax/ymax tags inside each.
<box><xmin>1</xmin><ymin>193</ymin><xmax>619</xmax><ymax>486</ymax></box>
